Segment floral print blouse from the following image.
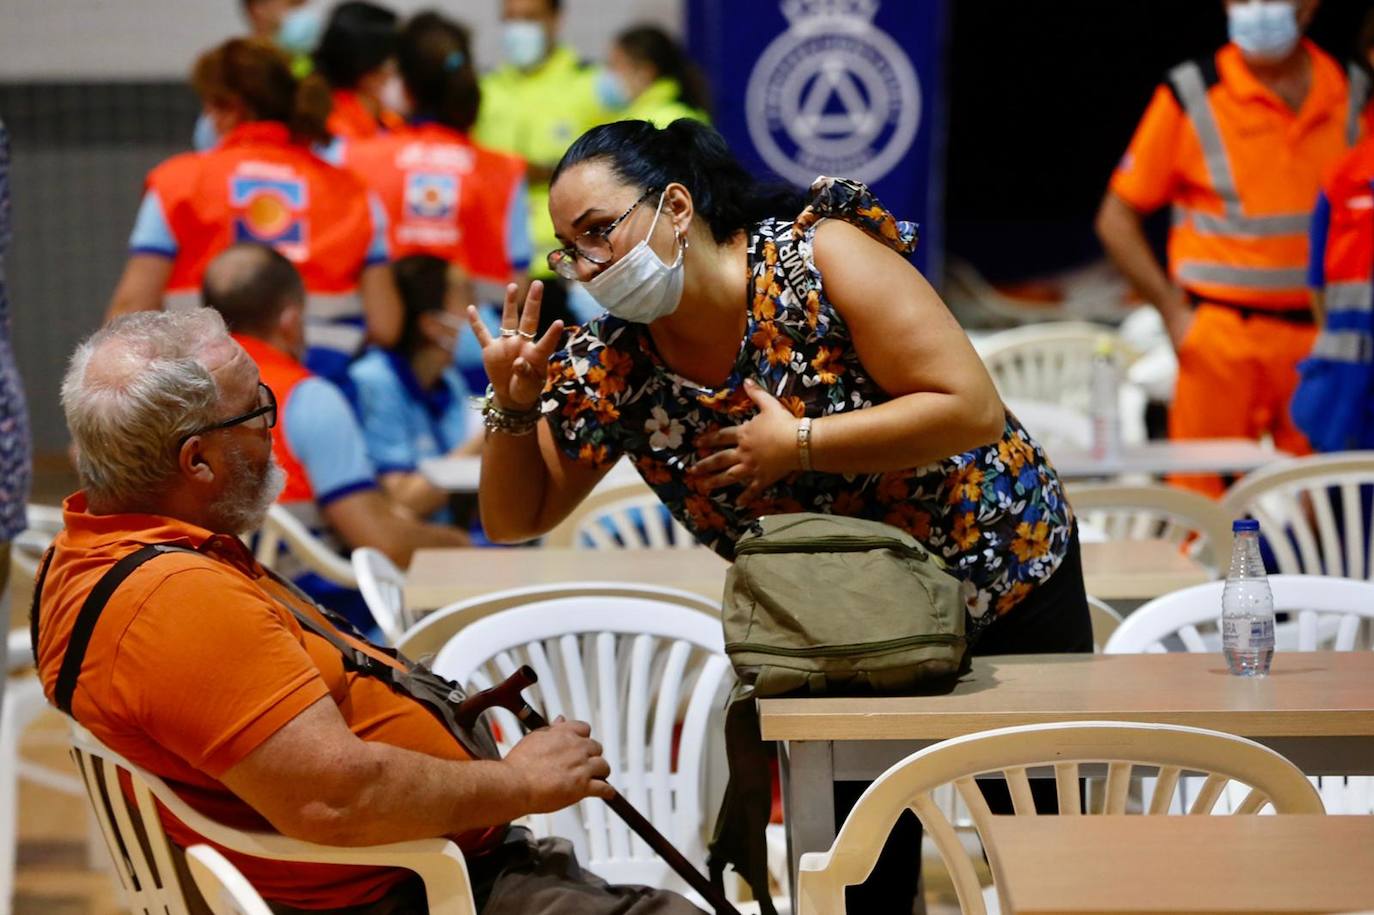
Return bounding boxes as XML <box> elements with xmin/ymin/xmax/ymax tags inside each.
<box><xmin>542</xmin><ymin>178</ymin><xmax>1074</xmax><ymax>637</ymax></box>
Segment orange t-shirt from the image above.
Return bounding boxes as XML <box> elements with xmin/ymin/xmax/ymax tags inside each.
<box><xmin>1109</xmin><ymin>41</ymin><xmax>1359</xmax><ymax>308</ymax></box>
<box><xmin>34</xmin><ymin>493</ymin><xmax>503</xmax><ymax>909</ymax></box>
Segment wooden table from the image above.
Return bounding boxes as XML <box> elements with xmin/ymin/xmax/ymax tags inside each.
<box><xmin>404</xmin><ymin>546</ymin><xmax>731</xmax><ymax>611</ymax></box>
<box><xmin>1051</xmin><ymin>439</ymin><xmax>1288</xmax><ymax>479</ymax></box>
<box><xmin>1079</xmin><ymin>539</ymin><xmax>1210</xmax><ymax>601</ymax></box>
<box><xmin>988</xmin><ymin>815</ymin><xmax>1374</xmax><ymax>914</ymax></box>
<box><xmin>763</xmin><ymin>652</ymin><xmax>1374</xmax><ymax>896</ymax></box>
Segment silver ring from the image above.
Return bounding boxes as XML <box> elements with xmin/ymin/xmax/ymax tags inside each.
<box><xmin>518</xmin><ymin>330</ymin><xmax>537</xmax><ymax>340</ymax></box>
<box><xmin>499</xmin><ymin>328</ymin><xmax>519</xmax><ymax>337</ymax></box>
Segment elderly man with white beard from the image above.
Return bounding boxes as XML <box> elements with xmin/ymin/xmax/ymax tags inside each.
<box><xmin>31</xmin><ymin>309</ymin><xmax>702</xmax><ymax>914</ymax></box>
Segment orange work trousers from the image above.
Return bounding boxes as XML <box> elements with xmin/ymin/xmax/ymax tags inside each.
<box><xmin>1169</xmin><ymin>303</ymin><xmax>1316</xmax><ymax>498</ymax></box>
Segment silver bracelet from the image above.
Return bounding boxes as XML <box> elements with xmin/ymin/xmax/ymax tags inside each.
<box><xmin>478</xmin><ymin>386</ymin><xmax>541</xmax><ymax>437</ymax></box>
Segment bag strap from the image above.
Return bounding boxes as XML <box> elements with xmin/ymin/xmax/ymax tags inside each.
<box><xmin>29</xmin><ymin>546</ymin><xmax>56</xmax><ymax>666</ymax></box>
<box><xmin>706</xmin><ymin>682</ymin><xmax>779</xmax><ymax>915</ymax></box>
<box><xmin>40</xmin><ymin>543</ymin><xmax>193</xmax><ymax>716</ymax></box>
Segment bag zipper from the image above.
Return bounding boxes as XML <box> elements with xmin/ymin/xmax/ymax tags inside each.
<box><xmin>735</xmin><ymin>535</ymin><xmax>930</xmax><ymax>562</ymax></box>
<box><xmin>727</xmin><ymin>631</ymin><xmax>961</xmax><ymax>658</ymax></box>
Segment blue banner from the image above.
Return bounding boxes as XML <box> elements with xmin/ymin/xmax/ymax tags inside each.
<box><xmin>687</xmin><ymin>0</ymin><xmax>948</xmax><ymax>283</ymax></box>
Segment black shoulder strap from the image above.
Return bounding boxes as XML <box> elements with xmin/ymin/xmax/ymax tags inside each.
<box><xmin>29</xmin><ymin>546</ymin><xmax>56</xmax><ymax>666</ymax></box>
<box><xmin>50</xmin><ymin>544</ymin><xmax>194</xmax><ymax>716</ymax></box>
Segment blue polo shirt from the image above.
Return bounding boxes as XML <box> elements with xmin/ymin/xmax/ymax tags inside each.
<box><xmin>348</xmin><ymin>348</ymin><xmax>472</xmax><ymax>521</ymax></box>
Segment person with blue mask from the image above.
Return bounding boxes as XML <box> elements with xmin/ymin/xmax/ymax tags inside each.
<box><xmin>598</xmin><ymin>25</ymin><xmax>710</xmax><ymax>129</ymax></box>
<box><xmin>1096</xmin><ymin>0</ymin><xmax>1370</xmax><ymax>497</ymax></box>
<box><xmin>349</xmin><ymin>254</ymin><xmax>482</xmax><ymax>525</ymax></box>
<box><xmin>474</xmin><ymin>0</ymin><xmax>611</xmax><ymax>338</ymax></box>
<box><xmin>194</xmin><ymin>0</ymin><xmax>321</xmax><ymax>150</ymax></box>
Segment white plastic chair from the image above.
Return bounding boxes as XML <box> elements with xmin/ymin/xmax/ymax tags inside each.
<box><xmin>429</xmin><ymin>597</ymin><xmax>732</xmax><ymax>901</ymax></box>
<box><xmin>68</xmin><ymin>723</ymin><xmax>476</xmax><ymax>915</ymax></box>
<box><xmin>253</xmin><ymin>504</ymin><xmax>356</xmax><ymax>588</ymax></box>
<box><xmin>1221</xmin><ymin>452</ymin><xmax>1374</xmax><ymax>579</ymax></box>
<box><xmin>1068</xmin><ymin>482</ymin><xmax>1236</xmax><ymax>574</ymax></box>
<box><xmin>350</xmin><ymin>547</ymin><xmax>408</xmax><ymax>646</ymax></box>
<box><xmin>1002</xmin><ymin>399</ymin><xmax>1092</xmax><ymax>451</ymax></box>
<box><xmin>1086</xmin><ymin>596</ymin><xmax>1124</xmax><ymax>652</ymax></box>
<box><xmin>3</xmin><ymin>505</ymin><xmax>86</xmax><ymax>915</ymax></box>
<box><xmin>185</xmin><ymin>845</ymin><xmax>273</xmax><ymax>915</ymax></box>
<box><xmin>396</xmin><ymin>582</ymin><xmax>722</xmax><ymax>661</ymax></box>
<box><xmin>1106</xmin><ymin>575</ymin><xmax>1374</xmax><ymax>814</ymax></box>
<box><xmin>795</xmin><ymin>721</ymin><xmax>1324</xmax><ymax>915</ymax></box>
<box><xmin>544</xmin><ymin>483</ymin><xmax>699</xmax><ymax>550</ymax></box>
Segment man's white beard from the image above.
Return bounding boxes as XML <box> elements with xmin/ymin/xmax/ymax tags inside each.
<box><xmin>212</xmin><ymin>446</ymin><xmax>287</xmax><ymax>536</ymax></box>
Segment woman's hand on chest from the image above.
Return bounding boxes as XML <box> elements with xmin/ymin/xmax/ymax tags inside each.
<box><xmin>688</xmin><ymin>378</ymin><xmax>801</xmax><ymax>505</ymax></box>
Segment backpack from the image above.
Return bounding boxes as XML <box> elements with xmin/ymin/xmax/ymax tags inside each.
<box><xmin>706</xmin><ymin>514</ymin><xmax>967</xmax><ymax>911</ymax></box>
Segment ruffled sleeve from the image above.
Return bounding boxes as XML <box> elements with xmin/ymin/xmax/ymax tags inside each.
<box><xmin>790</xmin><ymin>176</ymin><xmax>920</xmax><ymax>255</ymax></box>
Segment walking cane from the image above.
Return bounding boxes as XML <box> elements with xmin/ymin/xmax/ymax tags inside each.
<box><xmin>454</xmin><ymin>666</ymin><xmax>744</xmax><ymax>915</ymax></box>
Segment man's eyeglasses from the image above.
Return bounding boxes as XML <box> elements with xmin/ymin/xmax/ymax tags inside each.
<box><xmin>546</xmin><ymin>188</ymin><xmax>659</xmax><ymax>280</ymax></box>
<box><xmin>179</xmin><ymin>382</ymin><xmax>277</xmax><ymax>446</ymax></box>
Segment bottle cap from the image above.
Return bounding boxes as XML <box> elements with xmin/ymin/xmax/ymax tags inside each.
<box><xmin>1232</xmin><ymin>518</ymin><xmax>1259</xmax><ymax>533</ymax></box>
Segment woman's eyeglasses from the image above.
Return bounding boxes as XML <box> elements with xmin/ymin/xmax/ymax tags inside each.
<box><xmin>546</xmin><ymin>188</ymin><xmax>658</xmax><ymax>280</ymax></box>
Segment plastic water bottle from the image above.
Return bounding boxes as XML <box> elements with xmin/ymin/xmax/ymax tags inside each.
<box><xmin>1221</xmin><ymin>519</ymin><xmax>1275</xmax><ymax>676</ymax></box>
<box><xmin>1089</xmin><ymin>336</ymin><xmax>1122</xmax><ymax>462</ymax></box>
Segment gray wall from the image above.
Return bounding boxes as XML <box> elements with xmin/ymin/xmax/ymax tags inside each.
<box><xmin>0</xmin><ymin>0</ymin><xmax>682</xmax><ymax>453</ymax></box>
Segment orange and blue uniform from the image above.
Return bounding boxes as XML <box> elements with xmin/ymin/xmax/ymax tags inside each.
<box><xmin>340</xmin><ymin>120</ymin><xmax>531</xmax><ymax>290</ymax></box>
<box><xmin>1110</xmin><ymin>41</ymin><xmax>1369</xmax><ymax>494</ymax></box>
<box><xmin>127</xmin><ymin>121</ymin><xmax>390</xmax><ymax>384</ymax></box>
<box><xmin>1292</xmin><ymin>134</ymin><xmax>1374</xmax><ymax>450</ymax></box>
<box><xmin>326</xmin><ymin>88</ymin><xmax>404</xmax><ymax>141</ymax></box>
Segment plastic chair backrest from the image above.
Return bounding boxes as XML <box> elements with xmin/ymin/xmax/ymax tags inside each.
<box><xmin>976</xmin><ymin>322</ymin><xmax>1137</xmax><ymax>407</ymax></box>
<box><xmin>351</xmin><ymin>547</ymin><xmax>408</xmax><ymax>646</ymax></box>
<box><xmin>429</xmin><ymin>598</ymin><xmax>731</xmax><ymax>894</ymax></box>
<box><xmin>186</xmin><ymin>845</ymin><xmax>273</xmax><ymax>915</ymax></box>
<box><xmin>253</xmin><ymin>504</ymin><xmax>356</xmax><ymax>588</ymax></box>
<box><xmin>10</xmin><ymin>503</ymin><xmax>65</xmax><ymax>582</ymax></box>
<box><xmin>795</xmin><ymin>721</ymin><xmax>1323</xmax><ymax>915</ymax></box>
<box><xmin>1104</xmin><ymin>574</ymin><xmax>1374</xmax><ymax>655</ymax></box>
<box><xmin>67</xmin><ymin>723</ymin><xmax>478</xmax><ymax>915</ymax></box>
<box><xmin>395</xmin><ymin>582</ymin><xmax>720</xmax><ymax>660</ymax></box>
<box><xmin>1221</xmin><ymin>452</ymin><xmax>1374</xmax><ymax>579</ymax></box>
<box><xmin>1069</xmin><ymin>482</ymin><xmax>1236</xmax><ymax>574</ymax></box>
<box><xmin>544</xmin><ymin>483</ymin><xmax>698</xmax><ymax>550</ymax></box>
<box><xmin>1086</xmin><ymin>596</ymin><xmax>1124</xmax><ymax>652</ymax></box>
<box><xmin>1003</xmin><ymin>399</ymin><xmax>1093</xmax><ymax>451</ymax></box>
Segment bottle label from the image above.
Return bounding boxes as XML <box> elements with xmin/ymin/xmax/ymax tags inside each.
<box><xmin>1223</xmin><ymin>617</ymin><xmax>1274</xmax><ymax>650</ymax></box>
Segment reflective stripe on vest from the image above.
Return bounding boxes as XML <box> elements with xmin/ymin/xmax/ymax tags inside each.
<box><xmin>306</xmin><ymin>291</ymin><xmax>363</xmax><ymax>322</ymax></box>
<box><xmin>1168</xmin><ymin>61</ymin><xmax>1315</xmax><ymax>246</ymax></box>
<box><xmin>305</xmin><ymin>320</ymin><xmax>365</xmax><ymax>356</ymax></box>
<box><xmin>1310</xmin><ymin>329</ymin><xmax>1373</xmax><ymax>363</ymax></box>
<box><xmin>1175</xmin><ymin>261</ymin><xmax>1308</xmax><ymax>291</ymax></box>
<box><xmin>164</xmin><ymin>290</ymin><xmax>201</xmax><ymax>311</ymax></box>
<box><xmin>1326</xmin><ymin>280</ymin><xmax>1374</xmax><ymax>315</ymax></box>
<box><xmin>1348</xmin><ymin>64</ymin><xmax>1372</xmax><ymax>147</ymax></box>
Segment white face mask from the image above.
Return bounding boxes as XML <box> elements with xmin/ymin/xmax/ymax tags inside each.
<box><xmin>379</xmin><ymin>73</ymin><xmax>409</xmax><ymax>118</ymax></box>
<box><xmin>1228</xmin><ymin>0</ymin><xmax>1301</xmax><ymax>63</ymax></box>
<box><xmin>584</xmin><ymin>192</ymin><xmax>686</xmax><ymax>324</ymax></box>
<box><xmin>503</xmin><ymin>21</ymin><xmax>547</xmax><ymax>69</ymax></box>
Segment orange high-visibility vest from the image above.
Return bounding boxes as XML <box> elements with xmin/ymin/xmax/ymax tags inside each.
<box><xmin>1111</xmin><ymin>41</ymin><xmax>1370</xmax><ymax>309</ymax></box>
<box><xmin>145</xmin><ymin>122</ymin><xmax>383</xmax><ymax>368</ymax></box>
<box><xmin>342</xmin><ymin>122</ymin><xmax>527</xmax><ymax>284</ymax></box>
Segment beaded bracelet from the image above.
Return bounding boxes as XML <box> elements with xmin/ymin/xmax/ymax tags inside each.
<box><xmin>478</xmin><ymin>386</ymin><xmax>541</xmax><ymax>437</ymax></box>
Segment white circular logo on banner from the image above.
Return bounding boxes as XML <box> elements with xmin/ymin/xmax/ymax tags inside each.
<box><xmin>746</xmin><ymin>0</ymin><xmax>921</xmax><ymax>186</ymax></box>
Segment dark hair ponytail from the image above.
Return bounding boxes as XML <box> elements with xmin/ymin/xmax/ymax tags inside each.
<box><xmin>552</xmin><ymin>119</ymin><xmax>805</xmax><ymax>244</ymax></box>
<box><xmin>615</xmin><ymin>25</ymin><xmax>711</xmax><ymax>115</ymax></box>
<box><xmin>191</xmin><ymin>38</ymin><xmax>331</xmax><ymax>145</ymax></box>
<box><xmin>398</xmin><ymin>11</ymin><xmax>480</xmax><ymax>131</ymax></box>
<box><xmin>313</xmin><ymin>1</ymin><xmax>399</xmax><ymax>89</ymax></box>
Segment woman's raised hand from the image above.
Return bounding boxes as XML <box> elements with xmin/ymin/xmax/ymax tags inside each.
<box><xmin>467</xmin><ymin>280</ymin><xmax>565</xmax><ymax>411</ymax></box>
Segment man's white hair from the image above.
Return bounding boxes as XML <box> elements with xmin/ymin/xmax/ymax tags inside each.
<box><xmin>62</xmin><ymin>309</ymin><xmax>232</xmax><ymax>505</ymax></box>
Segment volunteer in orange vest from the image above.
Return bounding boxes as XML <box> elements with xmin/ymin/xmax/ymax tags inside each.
<box><xmin>1292</xmin><ymin>13</ymin><xmax>1374</xmax><ymax>452</ymax></box>
<box><xmin>107</xmin><ymin>37</ymin><xmax>402</xmax><ymax>387</ymax></box>
<box><xmin>315</xmin><ymin>1</ymin><xmax>405</xmax><ymax>141</ymax></box>
<box><xmin>1096</xmin><ymin>0</ymin><xmax>1370</xmax><ymax>496</ymax></box>
<box><xmin>341</xmin><ymin>11</ymin><xmax>531</xmax><ymax>313</ymax></box>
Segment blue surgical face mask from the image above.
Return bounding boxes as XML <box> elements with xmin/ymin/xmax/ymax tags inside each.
<box><xmin>595</xmin><ymin>68</ymin><xmax>631</xmax><ymax>111</ymax></box>
<box><xmin>503</xmin><ymin>21</ymin><xmax>547</xmax><ymax>69</ymax></box>
<box><xmin>1228</xmin><ymin>0</ymin><xmax>1301</xmax><ymax>63</ymax></box>
<box><xmin>277</xmin><ymin>4</ymin><xmax>324</xmax><ymax>55</ymax></box>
